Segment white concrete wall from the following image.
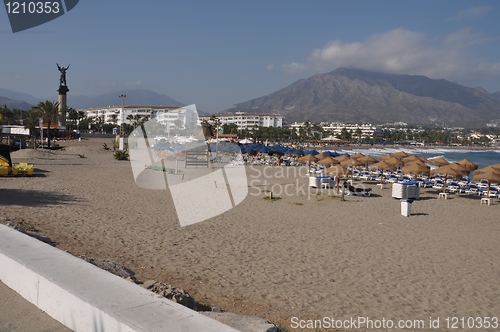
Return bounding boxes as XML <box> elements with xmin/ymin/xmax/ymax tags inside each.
<box><xmin>0</xmin><ymin>224</ymin><xmax>238</xmax><ymax>332</ymax></box>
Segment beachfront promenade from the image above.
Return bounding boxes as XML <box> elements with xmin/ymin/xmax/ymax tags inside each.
<box><xmin>0</xmin><ymin>224</ymin><xmax>238</xmax><ymax>332</ymax></box>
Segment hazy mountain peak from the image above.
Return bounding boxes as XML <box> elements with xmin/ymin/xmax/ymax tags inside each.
<box><xmin>229</xmin><ymin>67</ymin><xmax>500</xmax><ymax>126</ymax></box>
<box><xmin>0</xmin><ymin>88</ymin><xmax>186</xmax><ymax>110</ymax></box>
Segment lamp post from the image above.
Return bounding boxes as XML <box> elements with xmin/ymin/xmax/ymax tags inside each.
<box><xmin>119</xmin><ymin>94</ymin><xmax>126</xmax><ymax>150</ymax></box>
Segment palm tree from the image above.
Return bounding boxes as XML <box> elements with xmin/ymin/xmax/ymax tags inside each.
<box><xmin>0</xmin><ymin>105</ymin><xmax>16</xmax><ymax>125</ymax></box>
<box><xmin>66</xmin><ymin>107</ymin><xmax>78</xmax><ymax>131</ymax></box>
<box><xmin>23</xmin><ymin>109</ymin><xmax>40</xmax><ymax>149</ymax></box>
<box><xmin>355</xmin><ymin>127</ymin><xmax>363</xmax><ymax>142</ymax></box>
<box><xmin>33</xmin><ymin>100</ymin><xmax>59</xmax><ymax>148</ymax></box>
<box><xmin>109</xmin><ymin>113</ymin><xmax>119</xmax><ymax>126</ymax></box>
<box><xmin>77</xmin><ymin>111</ymin><xmax>86</xmax><ymax>131</ymax></box>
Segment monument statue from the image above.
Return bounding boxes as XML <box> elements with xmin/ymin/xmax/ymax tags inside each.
<box><xmin>56</xmin><ymin>63</ymin><xmax>70</xmax><ymax>86</ymax></box>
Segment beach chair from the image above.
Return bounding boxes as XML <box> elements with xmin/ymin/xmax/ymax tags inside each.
<box><xmin>320</xmin><ymin>177</ymin><xmax>333</xmax><ymax>189</ymax></box>
<box><xmin>345</xmin><ymin>185</ymin><xmax>372</xmax><ymax>197</ymax></box>
<box><xmin>447</xmin><ymin>182</ymin><xmax>460</xmax><ymax>193</ymax></box>
<box><xmin>465</xmin><ymin>187</ymin><xmax>480</xmax><ymax>195</ymax></box>
<box><xmin>432</xmin><ymin>181</ymin><xmax>444</xmax><ymax>190</ymax></box>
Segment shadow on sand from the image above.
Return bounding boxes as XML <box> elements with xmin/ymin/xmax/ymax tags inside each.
<box><xmin>1</xmin><ymin>189</ymin><xmax>78</xmax><ymax>206</ymax></box>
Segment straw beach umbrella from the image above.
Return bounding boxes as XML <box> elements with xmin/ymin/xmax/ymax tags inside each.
<box><xmin>325</xmin><ymin>165</ymin><xmax>349</xmax><ymax>177</ymax></box>
<box><xmin>401</xmin><ymin>163</ymin><xmax>430</xmax><ymax>176</ymax></box>
<box><xmin>404</xmin><ymin>159</ymin><xmax>428</xmax><ymax>167</ymax></box>
<box><xmin>369</xmin><ymin>160</ymin><xmax>396</xmax><ymax>171</ymax></box>
<box><xmin>314</xmin><ymin>152</ymin><xmax>328</xmax><ymax>160</ymax></box>
<box><xmin>447</xmin><ymin>162</ymin><xmax>470</xmax><ymax>175</ymax></box>
<box><xmin>430</xmin><ymin>164</ymin><xmax>468</xmax><ymax>193</ymax></box>
<box><xmin>384</xmin><ymin>156</ymin><xmax>404</xmax><ymax>167</ymax></box>
<box><xmin>472</xmin><ymin>168</ymin><xmax>500</xmax><ymax>198</ymax></box>
<box><xmin>480</xmin><ymin>164</ymin><xmax>500</xmax><ymax>173</ymax></box>
<box><xmin>378</xmin><ymin>153</ymin><xmax>393</xmax><ymax>160</ymax></box>
<box><xmin>298</xmin><ymin>154</ymin><xmax>318</xmax><ymax>163</ymax></box>
<box><xmin>340</xmin><ymin>158</ymin><xmax>364</xmax><ymax>182</ymax></box>
<box><xmin>392</xmin><ymin>151</ymin><xmax>409</xmax><ymax>159</ymax></box>
<box><xmin>350</xmin><ymin>152</ymin><xmax>365</xmax><ymax>159</ymax></box>
<box><xmin>456</xmin><ymin>158</ymin><xmax>478</xmax><ymax>171</ymax></box>
<box><xmin>340</xmin><ymin>158</ymin><xmax>364</xmax><ymax>168</ymax></box>
<box><xmin>357</xmin><ymin>155</ymin><xmax>378</xmax><ymax>166</ymax></box>
<box><xmin>403</xmin><ymin>155</ymin><xmax>422</xmax><ymax>163</ymax></box>
<box><xmin>317</xmin><ymin>156</ymin><xmax>339</xmax><ymax>166</ymax></box>
<box><xmin>334</xmin><ymin>154</ymin><xmax>350</xmax><ymax>162</ymax></box>
<box><xmin>369</xmin><ymin>160</ymin><xmax>396</xmax><ymax>185</ymax></box>
<box><xmin>428</xmin><ymin>157</ymin><xmax>450</xmax><ymax>166</ymax></box>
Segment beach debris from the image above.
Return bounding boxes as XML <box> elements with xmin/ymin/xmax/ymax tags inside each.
<box><xmin>80</xmin><ymin>255</ymin><xmax>136</xmax><ymax>282</ymax></box>
<box><xmin>6</xmin><ymin>220</ymin><xmax>56</xmax><ymax>246</ymax></box>
<box><xmin>142</xmin><ymin>280</ymin><xmax>200</xmax><ymax>310</ymax></box>
<box><xmin>145</xmin><ymin>278</ymin><xmax>280</xmax><ymax>331</ymax></box>
<box><xmin>263</xmin><ymin>195</ymin><xmax>282</xmax><ymax>201</ymax></box>
<box><xmin>145</xmin><ymin>164</ymin><xmax>179</xmax><ymax>174</ymax></box>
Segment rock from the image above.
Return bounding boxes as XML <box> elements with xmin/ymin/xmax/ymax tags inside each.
<box><xmin>7</xmin><ymin>221</ymin><xmax>56</xmax><ymax>246</ymax></box>
<box><xmin>80</xmin><ymin>255</ymin><xmax>136</xmax><ymax>280</ymax></box>
<box><xmin>142</xmin><ymin>280</ymin><xmax>157</xmax><ymax>290</ymax></box>
<box><xmin>141</xmin><ymin>280</ymin><xmax>200</xmax><ymax>311</ymax></box>
<box><xmin>202</xmin><ymin>312</ymin><xmax>278</xmax><ymax>332</ymax></box>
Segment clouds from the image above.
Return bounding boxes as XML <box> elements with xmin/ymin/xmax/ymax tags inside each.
<box><xmin>281</xmin><ymin>62</ymin><xmax>310</xmax><ymax>75</ymax></box>
<box><xmin>281</xmin><ymin>27</ymin><xmax>500</xmax><ymax>85</ymax></box>
<box><xmin>453</xmin><ymin>5</ymin><xmax>492</xmax><ymax>20</ymax></box>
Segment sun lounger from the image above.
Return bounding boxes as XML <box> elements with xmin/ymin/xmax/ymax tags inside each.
<box><xmin>344</xmin><ymin>185</ymin><xmax>372</xmax><ymax>197</ymax></box>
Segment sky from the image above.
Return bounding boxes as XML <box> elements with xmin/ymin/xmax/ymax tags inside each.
<box><xmin>1</xmin><ymin>0</ymin><xmax>500</xmax><ymax>112</ymax></box>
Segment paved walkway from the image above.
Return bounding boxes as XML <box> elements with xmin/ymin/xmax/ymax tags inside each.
<box><xmin>0</xmin><ymin>281</ymin><xmax>72</xmax><ymax>332</ymax></box>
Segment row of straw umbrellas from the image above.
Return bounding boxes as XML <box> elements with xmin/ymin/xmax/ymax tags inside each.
<box><xmin>297</xmin><ymin>150</ymin><xmax>500</xmax><ymax>196</ymax></box>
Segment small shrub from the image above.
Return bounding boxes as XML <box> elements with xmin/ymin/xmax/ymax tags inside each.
<box><xmin>263</xmin><ymin>196</ymin><xmax>282</xmax><ymax>201</ymax></box>
<box><xmin>114</xmin><ymin>150</ymin><xmax>129</xmax><ymax>161</ymax></box>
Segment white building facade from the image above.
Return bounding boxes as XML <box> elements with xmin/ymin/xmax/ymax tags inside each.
<box><xmin>199</xmin><ymin>112</ymin><xmax>284</xmax><ymax>130</ymax></box>
<box><xmin>289</xmin><ymin>122</ymin><xmax>381</xmax><ymax>139</ymax></box>
<box><xmin>79</xmin><ymin>105</ymin><xmax>199</xmax><ymax>129</ymax></box>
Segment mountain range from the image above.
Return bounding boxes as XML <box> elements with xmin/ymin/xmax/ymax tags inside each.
<box><xmin>0</xmin><ymin>88</ymin><xmax>185</xmax><ymax>111</ymax></box>
<box><xmin>0</xmin><ymin>96</ymin><xmax>32</xmax><ymax>110</ymax></box>
<box><xmin>228</xmin><ymin>67</ymin><xmax>500</xmax><ymax>127</ymax></box>
<box><xmin>2</xmin><ymin>68</ymin><xmax>500</xmax><ymax>126</ymax></box>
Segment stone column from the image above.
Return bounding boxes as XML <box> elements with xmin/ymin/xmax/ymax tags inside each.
<box><xmin>57</xmin><ymin>85</ymin><xmax>69</xmax><ymax>128</ymax></box>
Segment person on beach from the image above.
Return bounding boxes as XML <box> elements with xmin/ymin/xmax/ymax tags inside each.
<box><xmin>341</xmin><ymin>180</ymin><xmax>347</xmax><ymax>200</ymax></box>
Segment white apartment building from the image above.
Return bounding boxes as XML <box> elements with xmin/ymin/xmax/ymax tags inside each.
<box><xmin>79</xmin><ymin>105</ymin><xmax>199</xmax><ymax>129</ymax></box>
<box><xmin>155</xmin><ymin>107</ymin><xmax>199</xmax><ymax>129</ymax></box>
<box><xmin>199</xmin><ymin>112</ymin><xmax>284</xmax><ymax>130</ymax></box>
<box><xmin>290</xmin><ymin>122</ymin><xmax>381</xmax><ymax>139</ymax></box>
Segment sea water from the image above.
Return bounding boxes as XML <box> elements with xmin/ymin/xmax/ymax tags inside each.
<box><xmin>335</xmin><ymin>147</ymin><xmax>500</xmax><ymax>169</ymax></box>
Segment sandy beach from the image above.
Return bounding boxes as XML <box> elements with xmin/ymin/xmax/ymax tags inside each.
<box><xmin>2</xmin><ymin>137</ymin><xmax>499</xmax><ymax>331</ymax></box>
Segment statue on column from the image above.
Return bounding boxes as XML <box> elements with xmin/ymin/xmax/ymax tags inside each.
<box><xmin>56</xmin><ymin>63</ymin><xmax>70</xmax><ymax>86</ymax></box>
